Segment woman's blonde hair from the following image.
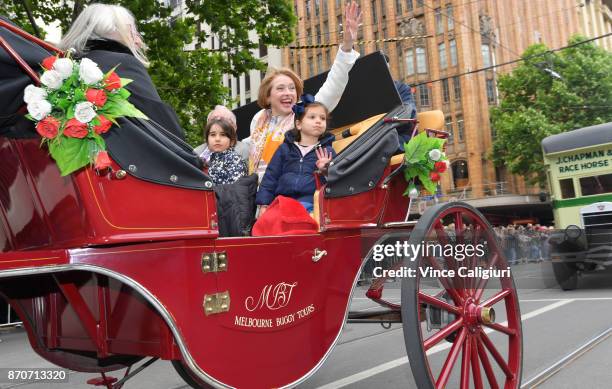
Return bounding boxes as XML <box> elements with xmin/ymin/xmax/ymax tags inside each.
<box><xmin>59</xmin><ymin>3</ymin><xmax>149</xmax><ymax>67</ymax></box>
<box><xmin>257</xmin><ymin>68</ymin><xmax>303</xmax><ymax>109</ymax></box>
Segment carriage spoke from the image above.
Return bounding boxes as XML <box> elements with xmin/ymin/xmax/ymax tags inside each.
<box><xmin>460</xmin><ymin>334</ymin><xmax>471</xmax><ymax>389</ymax></box>
<box><xmin>418</xmin><ymin>292</ymin><xmax>462</xmax><ymax>316</ymax></box>
<box><xmin>467</xmin><ymin>225</ymin><xmax>483</xmax><ymax>295</ymax></box>
<box><xmin>434</xmin><ymin>221</ymin><xmax>464</xmax><ymax>294</ymax></box>
<box><xmin>454</xmin><ymin>212</ymin><xmax>465</xmax><ymax>245</ymax></box>
<box><xmin>480</xmin><ymin>289</ymin><xmax>511</xmax><ymax>308</ymax></box>
<box><xmin>425</xmin><ymin>255</ymin><xmax>463</xmax><ymax>305</ymax></box>
<box><xmin>435</xmin><ymin>327</ymin><xmax>467</xmax><ymax>389</ymax></box>
<box><xmin>476</xmin><ymin>335</ymin><xmax>500</xmax><ymax>389</ymax></box>
<box><xmin>471</xmin><ymin>336</ymin><xmax>484</xmax><ymax>389</ymax></box>
<box><xmin>424</xmin><ymin>318</ymin><xmax>464</xmax><ymax>351</ymax></box>
<box><xmin>485</xmin><ymin>322</ymin><xmax>516</xmax><ymax>337</ymax></box>
<box><xmin>479</xmin><ymin>330</ymin><xmax>514</xmax><ymax>378</ymax></box>
<box><xmin>473</xmin><ymin>253</ymin><xmax>500</xmax><ymax>302</ymax></box>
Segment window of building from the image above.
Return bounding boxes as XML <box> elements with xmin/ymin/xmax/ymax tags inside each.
<box><xmin>245</xmin><ymin>72</ymin><xmax>250</xmax><ymax>93</ymax></box>
<box><xmin>453</xmin><ymin>76</ymin><xmax>461</xmax><ymax>100</ymax></box>
<box><xmin>236</xmin><ymin>76</ymin><xmax>241</xmax><ymax>96</ymax></box>
<box><xmin>416</xmin><ymin>0</ymin><xmax>423</xmax><ymax>7</ymax></box>
<box><xmin>482</xmin><ymin>44</ymin><xmax>492</xmax><ymax>68</ymax></box>
<box><xmin>418</xmin><ymin>84</ymin><xmax>430</xmax><ymax>106</ymax></box>
<box><xmin>442</xmin><ymin>78</ymin><xmax>450</xmax><ymax>103</ymax></box>
<box><xmin>259</xmin><ymin>41</ymin><xmax>268</xmax><ymax>57</ymax></box>
<box><xmin>316</xmin><ymin>25</ymin><xmax>321</xmax><ymax>44</ymax></box>
<box><xmin>307</xmin><ymin>28</ymin><xmax>312</xmax><ymax>45</ymax></box>
<box><xmin>326</xmin><ymin>49</ymin><xmax>331</xmax><ymax>67</ymax></box>
<box><xmin>372</xmin><ymin>0</ymin><xmax>378</xmax><ymax>24</ymax></box>
<box><xmin>322</xmin><ymin>0</ymin><xmax>327</xmax><ymax>16</ymax></box>
<box><xmin>315</xmin><ymin>0</ymin><xmax>320</xmax><ymax>16</ymax></box>
<box><xmin>416</xmin><ymin>46</ymin><xmax>427</xmax><ymax>73</ymax></box>
<box><xmin>405</xmin><ymin>48</ymin><xmax>415</xmax><ymax>75</ymax></box>
<box><xmin>559</xmin><ymin>178</ymin><xmax>576</xmax><ymax>199</ymax></box>
<box><xmin>309</xmin><ymin>60</ymin><xmax>314</xmax><ymax>77</ymax></box>
<box><xmin>452</xmin><ymin>160</ymin><xmax>469</xmax><ymax>188</ymax></box>
<box><xmin>580</xmin><ymin>173</ymin><xmax>612</xmax><ymax>196</ymax></box>
<box><xmin>337</xmin><ymin>15</ymin><xmax>342</xmax><ymax>33</ymax></box>
<box><xmin>456</xmin><ymin>115</ymin><xmax>464</xmax><ymax>141</ymax></box>
<box><xmin>446</xmin><ymin>5</ymin><xmax>454</xmax><ymax>30</ymax></box>
<box><xmin>449</xmin><ymin>39</ymin><xmax>457</xmax><ymax>66</ymax></box>
<box><xmin>486</xmin><ymin>78</ymin><xmax>496</xmax><ymax>104</ymax></box>
<box><xmin>323</xmin><ymin>21</ymin><xmax>329</xmax><ymax>43</ymax></box>
<box><xmin>306</xmin><ymin>0</ymin><xmax>311</xmax><ymax>18</ymax></box>
<box><xmin>438</xmin><ymin>42</ymin><xmax>447</xmax><ymax>69</ymax></box>
<box><xmin>336</xmin><ymin>0</ymin><xmax>341</xmax><ymax>7</ymax></box>
<box><xmin>435</xmin><ymin>8</ymin><xmax>443</xmax><ymax>34</ymax></box>
<box><xmin>317</xmin><ymin>53</ymin><xmax>323</xmax><ymax>72</ymax></box>
<box><xmin>445</xmin><ymin>118</ymin><xmax>454</xmax><ymax>143</ymax></box>
<box><xmin>406</xmin><ymin>0</ymin><xmax>413</xmax><ymax>12</ymax></box>
<box><xmin>395</xmin><ymin>0</ymin><xmax>402</xmax><ymax>14</ymax></box>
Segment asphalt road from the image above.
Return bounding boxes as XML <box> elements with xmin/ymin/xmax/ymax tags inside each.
<box><xmin>0</xmin><ymin>262</ymin><xmax>610</xmax><ymax>389</ymax></box>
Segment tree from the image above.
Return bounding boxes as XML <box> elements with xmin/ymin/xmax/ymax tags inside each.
<box><xmin>1</xmin><ymin>0</ymin><xmax>296</xmax><ymax>145</ymax></box>
<box><xmin>491</xmin><ymin>35</ymin><xmax>612</xmax><ymax>185</ymax></box>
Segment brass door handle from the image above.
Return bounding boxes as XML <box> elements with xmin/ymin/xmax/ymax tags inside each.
<box><xmin>312</xmin><ymin>249</ymin><xmax>327</xmax><ymax>262</ymax></box>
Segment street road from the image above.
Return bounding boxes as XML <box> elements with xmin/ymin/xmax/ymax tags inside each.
<box><xmin>0</xmin><ymin>262</ymin><xmax>610</xmax><ymax>389</ymax></box>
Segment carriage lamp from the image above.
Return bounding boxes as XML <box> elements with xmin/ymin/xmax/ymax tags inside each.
<box><xmin>565</xmin><ymin>224</ymin><xmax>582</xmax><ymax>240</ymax></box>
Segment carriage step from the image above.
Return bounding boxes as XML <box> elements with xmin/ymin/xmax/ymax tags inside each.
<box><xmin>87</xmin><ymin>375</ymin><xmax>117</xmax><ymax>387</ymax></box>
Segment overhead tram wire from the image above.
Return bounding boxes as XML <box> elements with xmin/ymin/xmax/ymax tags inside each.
<box><xmin>288</xmin><ymin>1</ymin><xmax>583</xmax><ymax>53</ymax></box>
<box><xmin>287</xmin><ymin>34</ymin><xmax>433</xmax><ymax>50</ymax></box>
<box><xmin>410</xmin><ymin>32</ymin><xmax>612</xmax><ymax>89</ymax></box>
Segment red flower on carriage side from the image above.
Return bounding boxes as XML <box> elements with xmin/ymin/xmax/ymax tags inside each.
<box><xmin>104</xmin><ymin>72</ymin><xmax>121</xmax><ymax>91</ymax></box>
<box><xmin>430</xmin><ymin>171</ymin><xmax>441</xmax><ymax>182</ymax></box>
<box><xmin>63</xmin><ymin>118</ymin><xmax>88</xmax><ymax>138</ymax></box>
<box><xmin>85</xmin><ymin>88</ymin><xmax>107</xmax><ymax>107</ymax></box>
<box><xmin>35</xmin><ymin>116</ymin><xmax>60</xmax><ymax>139</ymax></box>
<box><xmin>434</xmin><ymin>161</ymin><xmax>447</xmax><ymax>173</ymax></box>
<box><xmin>93</xmin><ymin>115</ymin><xmax>112</xmax><ymax>134</ymax></box>
<box><xmin>41</xmin><ymin>56</ymin><xmax>57</xmax><ymax>70</ymax></box>
<box><xmin>94</xmin><ymin>151</ymin><xmax>112</xmax><ymax>170</ymax></box>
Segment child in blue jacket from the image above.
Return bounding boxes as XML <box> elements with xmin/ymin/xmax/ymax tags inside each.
<box><xmin>256</xmin><ymin>97</ymin><xmax>336</xmax><ymax>213</ymax></box>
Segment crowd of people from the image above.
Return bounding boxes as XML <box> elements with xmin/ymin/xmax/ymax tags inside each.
<box><xmin>493</xmin><ymin>224</ymin><xmax>555</xmax><ymax>265</ymax></box>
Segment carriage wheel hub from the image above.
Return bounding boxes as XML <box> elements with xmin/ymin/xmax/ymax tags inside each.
<box><xmin>463</xmin><ymin>299</ymin><xmax>495</xmax><ymax>329</ymax></box>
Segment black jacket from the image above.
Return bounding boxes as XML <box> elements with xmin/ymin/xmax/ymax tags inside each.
<box><xmin>214</xmin><ymin>174</ymin><xmax>258</xmax><ymax>237</ymax></box>
<box><xmin>84</xmin><ymin>39</ymin><xmax>184</xmax><ymax>139</ymax></box>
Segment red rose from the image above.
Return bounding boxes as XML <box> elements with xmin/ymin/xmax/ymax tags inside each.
<box><xmin>94</xmin><ymin>151</ymin><xmax>112</xmax><ymax>170</ymax></box>
<box><xmin>35</xmin><ymin>116</ymin><xmax>60</xmax><ymax>139</ymax></box>
<box><xmin>41</xmin><ymin>56</ymin><xmax>57</xmax><ymax>70</ymax></box>
<box><xmin>434</xmin><ymin>161</ymin><xmax>447</xmax><ymax>173</ymax></box>
<box><xmin>93</xmin><ymin>115</ymin><xmax>112</xmax><ymax>134</ymax></box>
<box><xmin>63</xmin><ymin>118</ymin><xmax>88</xmax><ymax>138</ymax></box>
<box><xmin>430</xmin><ymin>171</ymin><xmax>441</xmax><ymax>182</ymax></box>
<box><xmin>86</xmin><ymin>88</ymin><xmax>107</xmax><ymax>107</ymax></box>
<box><xmin>104</xmin><ymin>72</ymin><xmax>121</xmax><ymax>91</ymax></box>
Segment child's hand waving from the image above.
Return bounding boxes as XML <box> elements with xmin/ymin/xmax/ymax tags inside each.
<box><xmin>315</xmin><ymin>147</ymin><xmax>333</xmax><ymax>171</ymax></box>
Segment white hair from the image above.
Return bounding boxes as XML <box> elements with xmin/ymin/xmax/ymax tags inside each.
<box><xmin>59</xmin><ymin>3</ymin><xmax>149</xmax><ymax>67</ymax></box>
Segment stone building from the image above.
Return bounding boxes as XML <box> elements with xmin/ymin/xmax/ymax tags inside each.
<box><xmin>281</xmin><ymin>0</ymin><xmax>602</xmax><ymax>222</ymax></box>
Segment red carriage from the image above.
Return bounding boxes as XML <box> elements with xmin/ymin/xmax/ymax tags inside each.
<box><xmin>0</xmin><ymin>18</ymin><xmax>522</xmax><ymax>389</ymax></box>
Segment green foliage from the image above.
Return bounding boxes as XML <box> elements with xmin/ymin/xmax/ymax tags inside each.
<box><xmin>403</xmin><ymin>132</ymin><xmax>447</xmax><ymax>195</ymax></box>
<box><xmin>4</xmin><ymin>0</ymin><xmax>296</xmax><ymax>146</ymax></box>
<box><xmin>491</xmin><ymin>35</ymin><xmax>612</xmax><ymax>185</ymax></box>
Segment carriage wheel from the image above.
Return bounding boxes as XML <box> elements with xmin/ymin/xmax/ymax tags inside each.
<box><xmin>401</xmin><ymin>202</ymin><xmax>522</xmax><ymax>389</ymax></box>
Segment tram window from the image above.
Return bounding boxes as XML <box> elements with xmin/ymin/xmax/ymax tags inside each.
<box><xmin>579</xmin><ymin>173</ymin><xmax>612</xmax><ymax>196</ymax></box>
<box><xmin>559</xmin><ymin>178</ymin><xmax>575</xmax><ymax>199</ymax></box>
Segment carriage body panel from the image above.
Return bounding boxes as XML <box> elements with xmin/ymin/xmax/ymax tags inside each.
<box><xmin>0</xmin><ymin>137</ymin><xmax>218</xmax><ymax>253</ymax></box>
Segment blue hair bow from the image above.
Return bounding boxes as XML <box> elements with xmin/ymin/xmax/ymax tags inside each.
<box><xmin>292</xmin><ymin>94</ymin><xmax>315</xmax><ymax>116</ymax></box>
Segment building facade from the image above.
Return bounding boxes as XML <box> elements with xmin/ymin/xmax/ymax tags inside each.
<box><xmin>281</xmin><ymin>0</ymin><xmax>601</xmax><ymax>221</ymax></box>
<box><xmin>579</xmin><ymin>0</ymin><xmax>612</xmax><ymax>51</ymax></box>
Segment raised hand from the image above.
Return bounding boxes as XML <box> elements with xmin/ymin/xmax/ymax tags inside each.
<box><xmin>341</xmin><ymin>1</ymin><xmax>362</xmax><ymax>52</ymax></box>
<box><xmin>315</xmin><ymin>147</ymin><xmax>333</xmax><ymax>171</ymax></box>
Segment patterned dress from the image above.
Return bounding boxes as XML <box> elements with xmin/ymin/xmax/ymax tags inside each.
<box><xmin>208</xmin><ymin>148</ymin><xmax>247</xmax><ymax>185</ymax></box>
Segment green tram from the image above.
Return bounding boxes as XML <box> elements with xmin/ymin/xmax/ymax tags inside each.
<box><xmin>542</xmin><ymin>122</ymin><xmax>612</xmax><ymax>290</ymax></box>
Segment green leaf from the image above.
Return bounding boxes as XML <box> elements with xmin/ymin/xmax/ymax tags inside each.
<box><xmin>403</xmin><ymin>132</ymin><xmax>431</xmax><ymax>164</ymax></box>
<box><xmin>120</xmin><ymin>78</ymin><xmax>133</xmax><ymax>87</ymax></box>
<box><xmin>48</xmin><ymin>136</ymin><xmax>92</xmax><ymax>176</ymax></box>
<box><xmin>418</xmin><ymin>172</ymin><xmax>437</xmax><ymax>195</ymax></box>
